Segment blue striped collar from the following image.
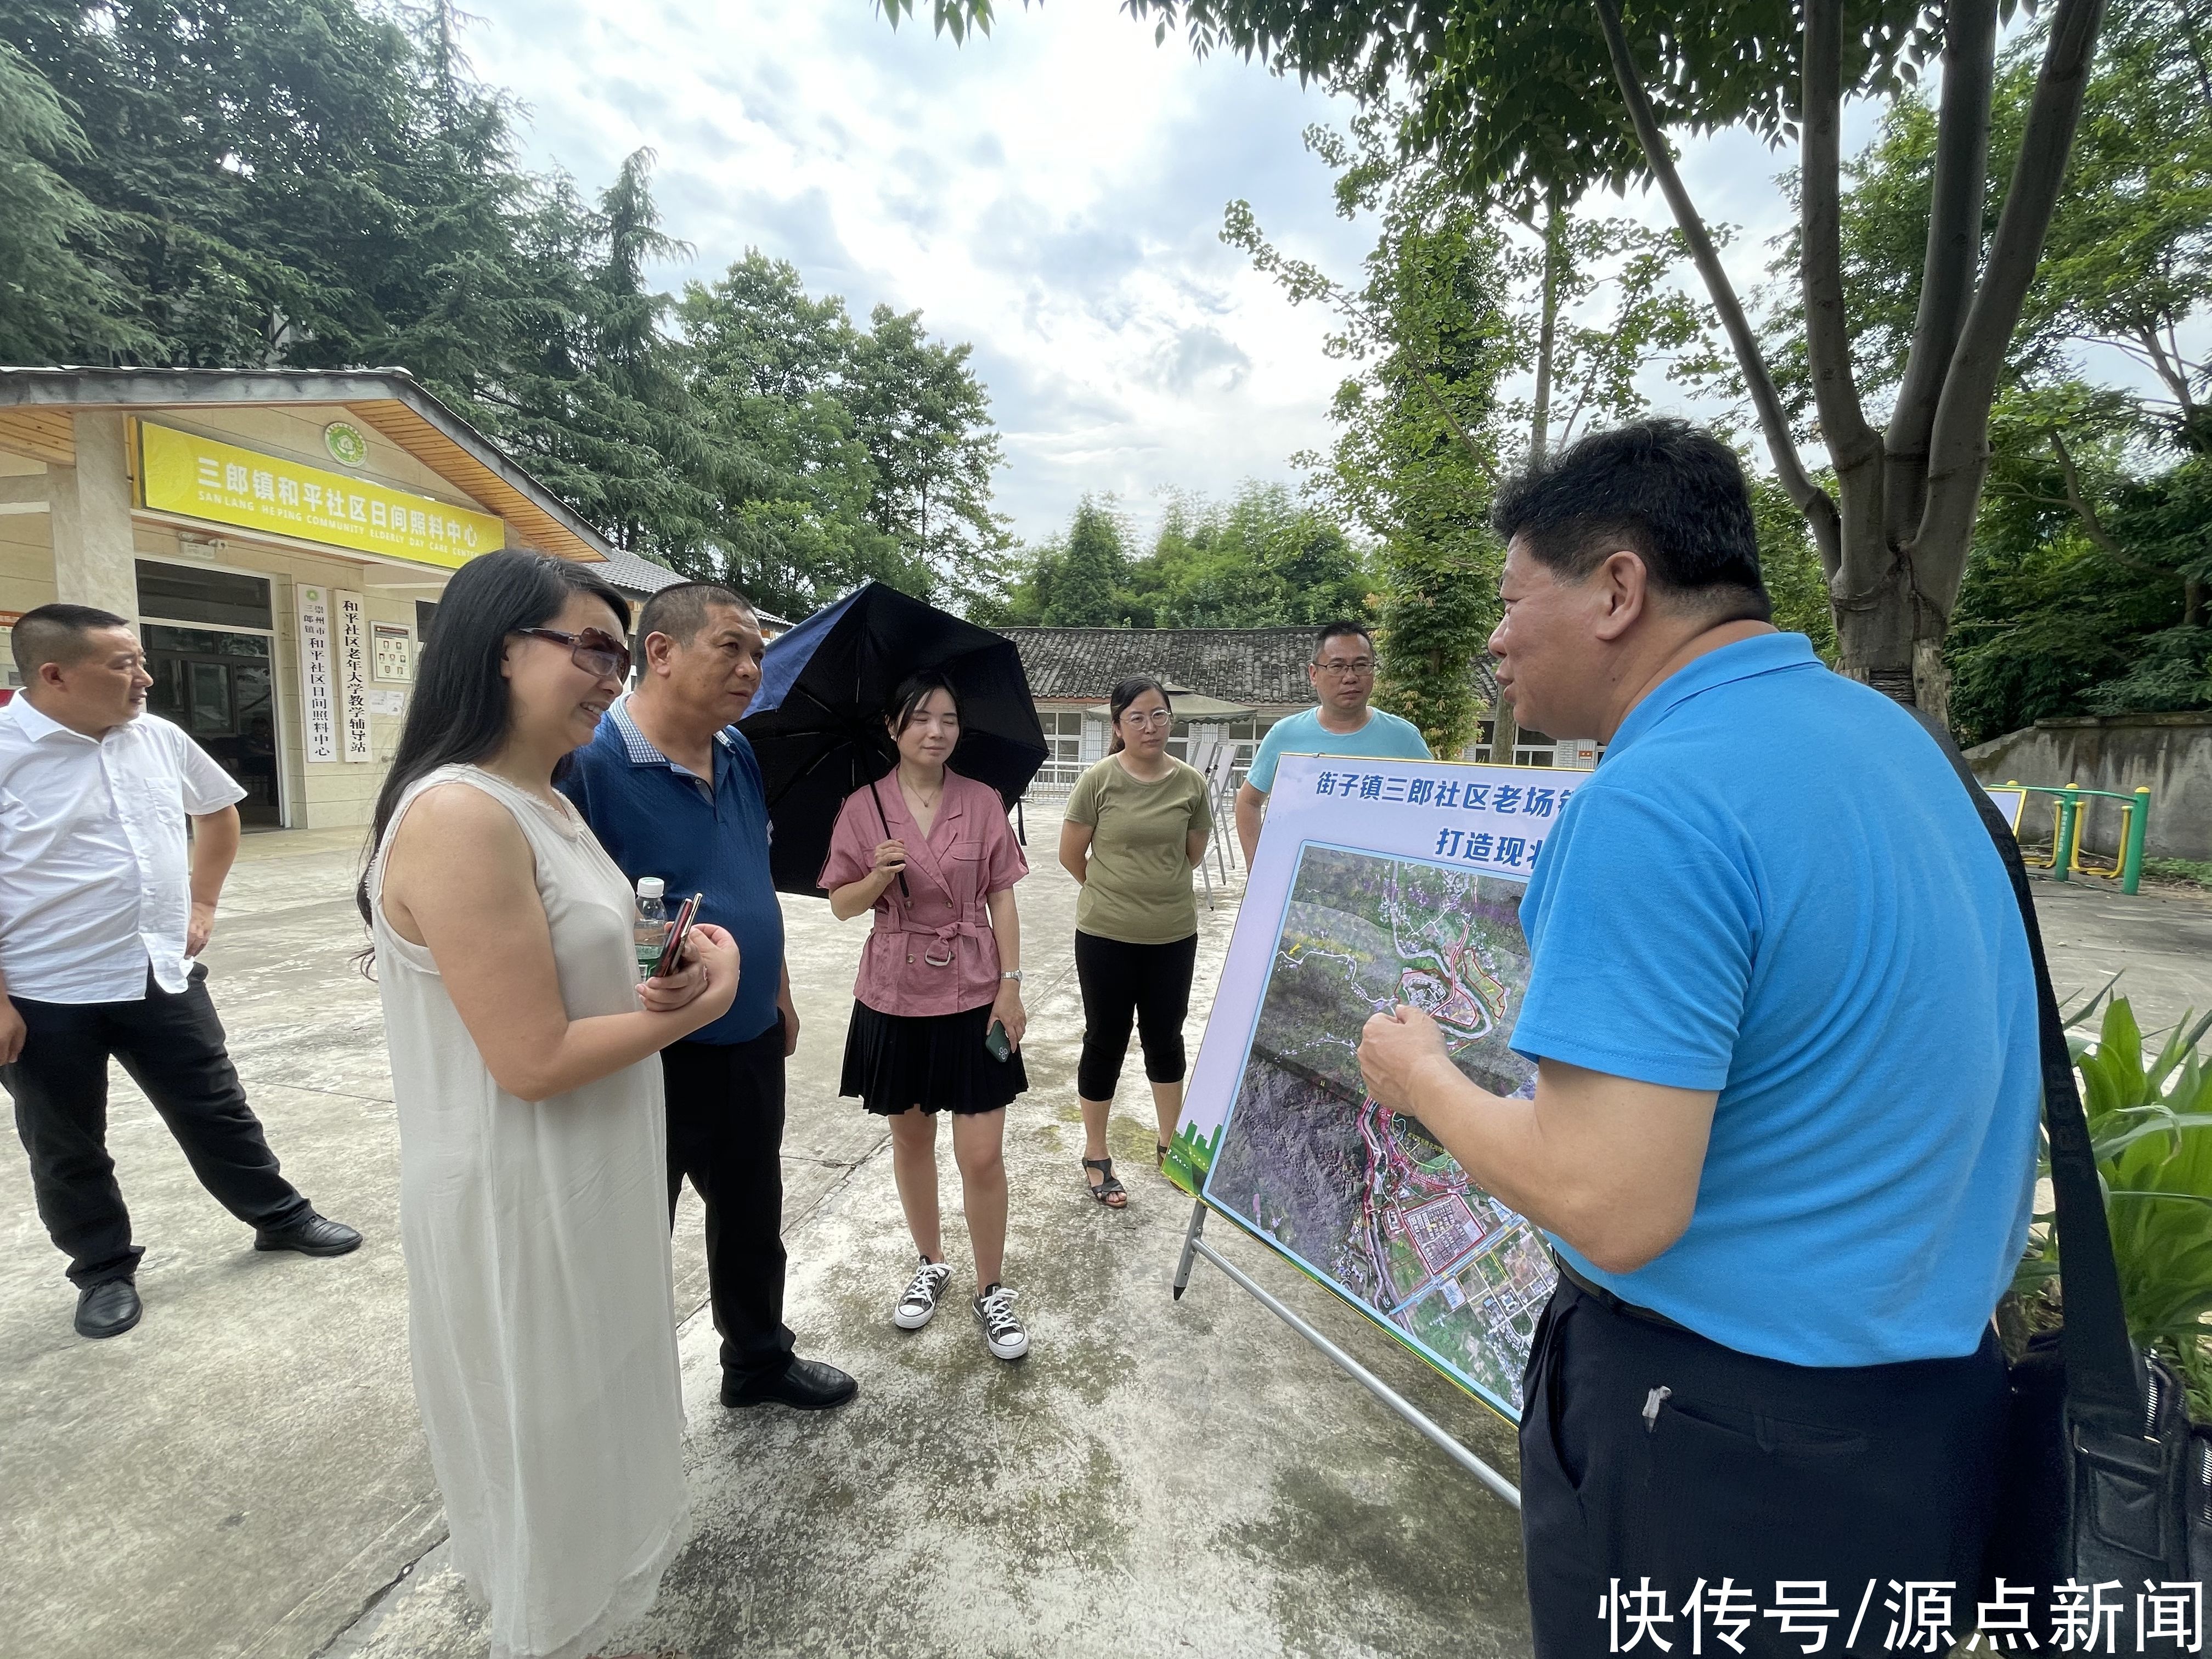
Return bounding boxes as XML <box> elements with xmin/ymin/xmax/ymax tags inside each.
<box><xmin>608</xmin><ymin>693</ymin><xmax>733</xmax><ymax>775</ymax></box>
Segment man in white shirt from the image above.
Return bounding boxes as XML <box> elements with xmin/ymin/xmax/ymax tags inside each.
<box><xmin>1</xmin><ymin>605</ymin><xmax>360</xmax><ymax>1340</ymax></box>
<box><xmin>1234</xmin><ymin>620</ymin><xmax>1432</xmax><ymax>865</ymax></box>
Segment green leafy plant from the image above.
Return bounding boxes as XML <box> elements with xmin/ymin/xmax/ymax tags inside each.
<box><xmin>2013</xmin><ymin>989</ymin><xmax>2212</xmax><ymax>1413</ymax></box>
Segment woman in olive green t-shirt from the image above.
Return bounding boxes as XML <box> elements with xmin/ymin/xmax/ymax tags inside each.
<box><xmin>1058</xmin><ymin>676</ymin><xmax>1213</xmax><ymax>1208</ymax></box>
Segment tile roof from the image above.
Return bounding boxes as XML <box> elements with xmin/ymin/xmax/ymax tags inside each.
<box><xmin>996</xmin><ymin>626</ymin><xmax>1498</xmax><ymax>710</ymax></box>
<box><xmin>593</xmin><ymin>545</ymin><xmax>689</xmax><ymax>597</ymax></box>
<box><xmin>593</xmin><ymin>551</ymin><xmax>797</xmax><ymax>632</ymax></box>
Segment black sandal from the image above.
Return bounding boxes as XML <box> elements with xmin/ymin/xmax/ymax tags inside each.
<box><xmin>1155</xmin><ymin>1141</ymin><xmax>1172</xmax><ymax>1171</ymax></box>
<box><xmin>1082</xmin><ymin>1156</ymin><xmax>1128</xmax><ymax>1207</ymax></box>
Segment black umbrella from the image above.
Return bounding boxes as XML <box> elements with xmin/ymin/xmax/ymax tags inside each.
<box><xmin>740</xmin><ymin>581</ymin><xmax>1049</xmax><ymax>895</ymax></box>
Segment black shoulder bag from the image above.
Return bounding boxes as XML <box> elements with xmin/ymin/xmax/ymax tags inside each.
<box><xmin>1915</xmin><ymin>712</ymin><xmax>2208</xmax><ymax>1592</ymax></box>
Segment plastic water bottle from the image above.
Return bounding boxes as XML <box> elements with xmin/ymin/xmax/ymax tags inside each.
<box><xmin>634</xmin><ymin>877</ymin><xmax>667</xmax><ymax>980</ymax></box>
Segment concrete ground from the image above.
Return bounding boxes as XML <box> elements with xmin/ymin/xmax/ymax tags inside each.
<box><xmin>3</xmin><ymin>816</ymin><xmax>2208</xmax><ymax>1659</ymax></box>
<box><xmin>2028</xmin><ymin>876</ymin><xmax>2212</xmax><ymax>1041</ymax></box>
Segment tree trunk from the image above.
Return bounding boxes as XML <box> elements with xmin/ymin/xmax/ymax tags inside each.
<box><xmin>1591</xmin><ymin>0</ymin><xmax>2109</xmax><ymax>732</ymax></box>
<box><xmin>1831</xmin><ymin>546</ymin><xmax>1959</xmax><ymax>720</ymax></box>
<box><xmin>1915</xmin><ymin>638</ymin><xmax>1955</xmax><ymax>730</ymax></box>
<box><xmin>1528</xmin><ymin>199</ymin><xmax>1562</xmax><ymax>470</ymax></box>
<box><xmin>1832</xmin><ymin>569</ymin><xmax>1920</xmax><ymax>705</ymax></box>
<box><xmin>1490</xmin><ymin>203</ymin><xmax>1562</xmax><ymax>768</ymax></box>
<box><xmin>1487</xmin><ymin>700</ymin><xmax>1520</xmax><ymax>766</ymax></box>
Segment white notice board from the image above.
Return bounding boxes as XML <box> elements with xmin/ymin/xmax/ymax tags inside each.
<box><xmin>1980</xmin><ymin>786</ymin><xmax>2027</xmax><ymax>834</ymax></box>
<box><xmin>296</xmin><ymin>585</ymin><xmax>336</xmax><ymax>763</ymax></box>
<box><xmin>336</xmin><ymin>591</ymin><xmax>371</xmax><ymax>763</ymax></box>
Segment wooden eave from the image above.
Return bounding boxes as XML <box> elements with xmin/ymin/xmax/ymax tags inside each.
<box><xmin>0</xmin><ymin>368</ymin><xmax>611</xmax><ymax>565</ymax></box>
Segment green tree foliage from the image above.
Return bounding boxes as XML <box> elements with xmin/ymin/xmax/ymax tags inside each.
<box><xmin>482</xmin><ymin>156</ymin><xmax>721</xmax><ymax>561</ymax></box>
<box><xmin>1807</xmin><ymin>0</ymin><xmax>2211</xmax><ymax>471</ymax></box>
<box><xmin>0</xmin><ymin>0</ymin><xmax>1010</xmax><ymax>618</ymax></box>
<box><xmin>1749</xmin><ymin>466</ymin><xmax>1839</xmax><ymax>660</ymax></box>
<box><xmin>1135</xmin><ymin>484</ymin><xmax>1371</xmax><ymax>627</ymax></box>
<box><xmin>846</xmin><ymin>306</ymin><xmax>1013</xmax><ymax>614</ymax></box>
<box><xmin>1223</xmin><ymin>113</ymin><xmax>1511</xmax><ymax>755</ymax></box>
<box><xmin>676</xmin><ymin>253</ymin><xmax>906</xmax><ymax>611</ymax></box>
<box><xmin>1947</xmin><ymin>391</ymin><xmax>2211</xmax><ymax>742</ymax></box>
<box><xmin>672</xmin><ymin>253</ymin><xmax>1009</xmax><ymax>616</ymax></box>
<box><xmin>997</xmin><ymin>499</ymin><xmax>1138</xmax><ymax>627</ymax></box>
<box><xmin>1229</xmin><ymin>109</ymin><xmax>1711</xmax><ymax>755</ymax></box>
<box><xmin>991</xmin><ymin>484</ymin><xmax>1373</xmax><ymax>631</ymax></box>
<box><xmin>0</xmin><ymin>40</ymin><xmax>151</xmax><ymax>360</ymax></box>
<box><xmin>6</xmin><ymin>0</ymin><xmax>479</xmax><ymax>365</ymax></box>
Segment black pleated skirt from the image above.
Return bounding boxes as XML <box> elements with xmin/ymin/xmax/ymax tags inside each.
<box><xmin>840</xmin><ymin>999</ymin><xmax>1029</xmax><ymax>1116</ymax></box>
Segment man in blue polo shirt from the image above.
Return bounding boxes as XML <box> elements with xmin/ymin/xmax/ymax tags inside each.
<box><xmin>561</xmin><ymin>582</ymin><xmax>856</xmax><ymax>1413</ymax></box>
<box><xmin>1357</xmin><ymin>421</ymin><xmax>2037</xmax><ymax>1653</ymax></box>
<box><xmin>1234</xmin><ymin>620</ymin><xmax>1430</xmax><ymax>866</ymax></box>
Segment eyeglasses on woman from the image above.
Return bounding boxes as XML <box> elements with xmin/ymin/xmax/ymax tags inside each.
<box><xmin>512</xmin><ymin>626</ymin><xmax>631</xmax><ymax>681</ymax></box>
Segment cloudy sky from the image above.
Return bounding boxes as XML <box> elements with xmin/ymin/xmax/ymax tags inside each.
<box><xmin>457</xmin><ymin>1</ymin><xmax>1844</xmax><ymax>546</ymax></box>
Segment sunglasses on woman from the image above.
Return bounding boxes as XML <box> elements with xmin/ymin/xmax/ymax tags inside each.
<box><xmin>512</xmin><ymin>626</ymin><xmax>631</xmax><ymax>681</ymax></box>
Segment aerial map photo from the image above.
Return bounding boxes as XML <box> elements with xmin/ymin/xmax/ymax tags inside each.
<box><xmin>1198</xmin><ymin>842</ymin><xmax>1558</xmax><ymax>1415</ymax></box>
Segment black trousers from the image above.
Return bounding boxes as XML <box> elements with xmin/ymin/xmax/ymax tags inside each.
<box><xmin>1520</xmin><ymin>1273</ymin><xmax>2007</xmax><ymax>1657</ymax></box>
<box><xmin>661</xmin><ymin>1019</ymin><xmax>795</xmax><ymax>1387</ymax></box>
<box><xmin>3</xmin><ymin>965</ymin><xmax>309</xmax><ymax>1288</ymax></box>
<box><xmin>1074</xmin><ymin>930</ymin><xmax>1199</xmax><ymax>1101</ymax></box>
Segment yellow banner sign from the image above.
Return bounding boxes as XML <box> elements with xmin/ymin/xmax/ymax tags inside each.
<box><xmin>139</xmin><ymin>421</ymin><xmax>505</xmax><ymax>568</ymax></box>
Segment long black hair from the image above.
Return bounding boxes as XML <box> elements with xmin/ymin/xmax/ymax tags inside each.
<box><xmin>1107</xmin><ymin>675</ymin><xmax>1171</xmax><ymax>754</ymax></box>
<box><xmin>357</xmin><ymin>551</ymin><xmax>630</xmax><ymax>926</ymax></box>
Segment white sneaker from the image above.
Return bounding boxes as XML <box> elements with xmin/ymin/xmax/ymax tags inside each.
<box><xmin>973</xmin><ymin>1283</ymin><xmax>1029</xmax><ymax>1361</ymax></box>
<box><xmin>894</xmin><ymin>1257</ymin><xmax>953</xmax><ymax>1330</ymax></box>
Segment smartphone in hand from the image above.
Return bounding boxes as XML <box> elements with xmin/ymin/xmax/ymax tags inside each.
<box><xmin>650</xmin><ymin>893</ymin><xmax>703</xmax><ymax>980</ymax></box>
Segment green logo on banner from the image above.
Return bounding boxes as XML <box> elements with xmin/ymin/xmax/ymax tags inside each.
<box><xmin>323</xmin><ymin>421</ymin><xmax>369</xmax><ymax>467</ymax></box>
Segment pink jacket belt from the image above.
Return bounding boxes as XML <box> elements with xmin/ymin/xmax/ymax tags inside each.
<box><xmin>881</xmin><ymin>917</ymin><xmax>989</xmax><ymax>968</ymax></box>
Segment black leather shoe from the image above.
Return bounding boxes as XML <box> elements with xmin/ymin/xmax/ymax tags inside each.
<box><xmin>75</xmin><ymin>1279</ymin><xmax>142</xmax><ymax>1339</ymax></box>
<box><xmin>254</xmin><ymin>1211</ymin><xmax>363</xmax><ymax>1257</ymax></box>
<box><xmin>722</xmin><ymin>1357</ymin><xmax>858</xmax><ymax>1411</ymax></box>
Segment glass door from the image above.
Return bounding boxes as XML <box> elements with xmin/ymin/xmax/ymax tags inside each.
<box><xmin>143</xmin><ymin>625</ymin><xmax>281</xmax><ymax>826</ymax></box>
<box><xmin>137</xmin><ymin>561</ymin><xmax>282</xmax><ymax>828</ymax></box>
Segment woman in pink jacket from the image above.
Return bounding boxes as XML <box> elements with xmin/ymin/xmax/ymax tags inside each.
<box><xmin>819</xmin><ymin>670</ymin><xmax>1032</xmax><ymax>1363</ymax></box>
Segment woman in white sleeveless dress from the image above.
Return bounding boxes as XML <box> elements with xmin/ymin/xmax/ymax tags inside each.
<box><xmin>360</xmin><ymin>552</ymin><xmax>740</xmax><ymax>1659</ymax></box>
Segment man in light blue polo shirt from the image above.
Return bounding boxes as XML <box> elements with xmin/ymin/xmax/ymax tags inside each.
<box><xmin>1356</xmin><ymin>420</ymin><xmax>2037</xmax><ymax>1654</ymax></box>
<box><xmin>1235</xmin><ymin>620</ymin><xmax>1430</xmax><ymax>865</ymax></box>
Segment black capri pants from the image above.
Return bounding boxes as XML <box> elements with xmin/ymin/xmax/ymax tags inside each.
<box><xmin>1074</xmin><ymin>931</ymin><xmax>1199</xmax><ymax>1101</ymax></box>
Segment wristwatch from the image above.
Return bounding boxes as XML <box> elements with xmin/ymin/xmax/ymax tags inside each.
<box><xmin>1001</xmin><ymin>970</ymin><xmax>1024</xmax><ymax>984</ymax></box>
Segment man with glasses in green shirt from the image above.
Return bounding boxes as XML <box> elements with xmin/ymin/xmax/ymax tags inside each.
<box><xmin>1235</xmin><ymin>621</ymin><xmax>1431</xmax><ymax>866</ymax></box>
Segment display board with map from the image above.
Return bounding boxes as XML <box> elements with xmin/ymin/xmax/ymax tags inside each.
<box><xmin>1169</xmin><ymin>753</ymin><xmax>1567</xmax><ymax>1421</ymax></box>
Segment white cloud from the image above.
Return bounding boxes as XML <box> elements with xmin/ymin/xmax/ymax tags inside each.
<box><xmin>455</xmin><ymin>1</ymin><xmax>1918</xmax><ymax>545</ymax></box>
<box><xmin>461</xmin><ymin>0</ymin><xmax>1373</xmax><ymax>545</ymax></box>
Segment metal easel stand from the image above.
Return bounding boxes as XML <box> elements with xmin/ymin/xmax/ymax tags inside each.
<box><xmin>1172</xmin><ymin>1199</ymin><xmax>1522</xmax><ymax>1510</ymax></box>
<box><xmin>1212</xmin><ymin>772</ymin><xmax>1238</xmax><ymax>882</ymax></box>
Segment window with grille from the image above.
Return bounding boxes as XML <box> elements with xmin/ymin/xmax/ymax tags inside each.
<box><xmin>1038</xmin><ymin>709</ymin><xmax>1085</xmax><ymax>765</ymax></box>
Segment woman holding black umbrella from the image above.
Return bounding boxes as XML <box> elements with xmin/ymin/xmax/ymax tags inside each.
<box><xmin>819</xmin><ymin>671</ymin><xmax>1033</xmax><ymax>1363</ymax></box>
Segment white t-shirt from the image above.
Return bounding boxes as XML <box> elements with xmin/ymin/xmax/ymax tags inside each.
<box><xmin>0</xmin><ymin>697</ymin><xmax>247</xmax><ymax>1002</ymax></box>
